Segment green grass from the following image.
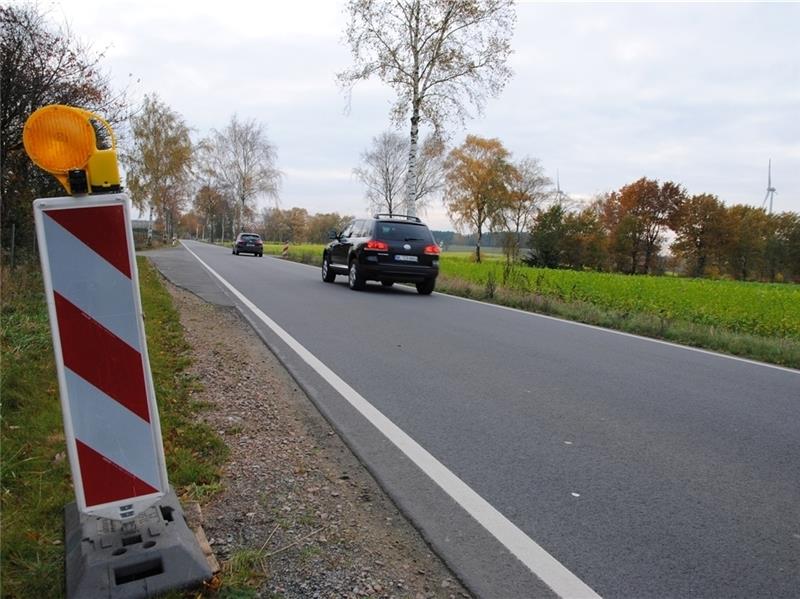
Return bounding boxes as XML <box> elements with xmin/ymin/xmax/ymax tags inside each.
<box><xmin>260</xmin><ymin>243</ymin><xmax>799</xmax><ymax>367</ymax></box>
<box><xmin>262</xmin><ymin>243</ymin><xmax>324</xmax><ymax>265</ymax></box>
<box><xmin>440</xmin><ymin>257</ymin><xmax>800</xmax><ymax>340</ymax></box>
<box><xmin>442</xmin><ymin>244</ymin><xmax>505</xmax><ymax>258</ymax></box>
<box><xmin>0</xmin><ymin>265</ymin><xmax>71</xmax><ymax>599</ymax></box>
<box><xmin>222</xmin><ymin>548</ymin><xmax>269</xmax><ymax>591</ymax></box>
<box><xmin>0</xmin><ymin>258</ymin><xmax>227</xmax><ymax>598</ymax></box>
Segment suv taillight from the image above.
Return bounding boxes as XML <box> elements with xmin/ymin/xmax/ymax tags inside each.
<box><xmin>424</xmin><ymin>244</ymin><xmax>441</xmax><ymax>255</ymax></box>
<box><xmin>365</xmin><ymin>240</ymin><xmax>389</xmax><ymax>251</ymax></box>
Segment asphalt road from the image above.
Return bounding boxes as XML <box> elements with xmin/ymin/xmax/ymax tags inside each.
<box><xmin>149</xmin><ymin>242</ymin><xmax>800</xmax><ymax>599</ymax></box>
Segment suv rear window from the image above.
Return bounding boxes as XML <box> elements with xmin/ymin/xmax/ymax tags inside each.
<box><xmin>240</xmin><ymin>234</ymin><xmax>261</xmax><ymax>241</ymax></box>
<box><xmin>374</xmin><ymin>222</ymin><xmax>433</xmax><ymax>242</ymax></box>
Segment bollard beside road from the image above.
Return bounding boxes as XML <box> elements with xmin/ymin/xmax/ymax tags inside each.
<box><xmin>282</xmin><ymin>242</ymin><xmax>289</xmax><ymax>258</ymax></box>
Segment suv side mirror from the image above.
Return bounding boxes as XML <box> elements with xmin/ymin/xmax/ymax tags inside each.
<box><xmin>328</xmin><ymin>229</ymin><xmax>339</xmax><ymax>240</ymax></box>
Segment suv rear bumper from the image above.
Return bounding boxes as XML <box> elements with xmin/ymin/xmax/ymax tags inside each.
<box><xmin>235</xmin><ymin>244</ymin><xmax>262</xmax><ymax>254</ymax></box>
<box><xmin>358</xmin><ymin>261</ymin><xmax>438</xmax><ymax>283</ymax></box>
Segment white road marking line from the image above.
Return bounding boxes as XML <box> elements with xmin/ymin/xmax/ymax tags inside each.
<box><xmin>181</xmin><ymin>241</ymin><xmax>602</xmax><ymax>599</ymax></box>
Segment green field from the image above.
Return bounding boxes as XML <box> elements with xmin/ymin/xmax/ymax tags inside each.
<box><xmin>440</xmin><ymin>257</ymin><xmax>800</xmax><ymax>340</ymax></box>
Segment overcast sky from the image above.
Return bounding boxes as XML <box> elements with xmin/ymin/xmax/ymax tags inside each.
<box><xmin>39</xmin><ymin>0</ymin><xmax>800</xmax><ymax>230</ymax></box>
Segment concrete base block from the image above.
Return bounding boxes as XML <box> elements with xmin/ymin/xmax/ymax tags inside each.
<box><xmin>65</xmin><ymin>488</ymin><xmax>212</xmax><ymax>598</ymax></box>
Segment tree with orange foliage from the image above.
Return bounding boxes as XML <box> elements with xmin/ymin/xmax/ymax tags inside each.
<box><xmin>600</xmin><ymin>178</ymin><xmax>686</xmax><ymax>274</ymax></box>
<box><xmin>443</xmin><ymin>135</ymin><xmax>514</xmax><ymax>262</ymax></box>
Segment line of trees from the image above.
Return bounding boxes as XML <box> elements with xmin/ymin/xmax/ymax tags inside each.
<box><xmin>124</xmin><ymin>96</ymin><xmax>281</xmax><ymax>243</ymax></box>
<box><xmin>179</xmin><ymin>205</ymin><xmax>353</xmax><ymax>246</ymax></box>
<box><xmin>353</xmin><ymin>130</ymin><xmax>798</xmax><ymax>282</ymax></box>
<box><xmin>528</xmin><ymin>187</ymin><xmax>800</xmax><ymax>282</ymax></box>
<box><xmin>428</xmin><ymin>133</ymin><xmax>800</xmax><ymax>282</ymax></box>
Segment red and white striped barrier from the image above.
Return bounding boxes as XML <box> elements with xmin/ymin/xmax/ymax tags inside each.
<box><xmin>34</xmin><ymin>194</ymin><xmax>168</xmax><ymax>520</ymax></box>
<box><xmin>282</xmin><ymin>242</ymin><xmax>289</xmax><ymax>258</ymax></box>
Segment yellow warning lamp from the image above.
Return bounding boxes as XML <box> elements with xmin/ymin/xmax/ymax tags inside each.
<box><xmin>23</xmin><ymin>104</ymin><xmax>121</xmax><ymax>195</ymax></box>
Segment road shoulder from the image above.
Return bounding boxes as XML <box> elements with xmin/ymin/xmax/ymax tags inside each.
<box><xmin>161</xmin><ymin>268</ymin><xmax>471</xmax><ymax>598</ymax></box>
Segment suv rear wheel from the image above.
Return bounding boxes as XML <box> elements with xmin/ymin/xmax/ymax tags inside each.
<box><xmin>416</xmin><ymin>278</ymin><xmax>435</xmax><ymax>295</ymax></box>
<box><xmin>348</xmin><ymin>260</ymin><xmax>366</xmax><ymax>290</ymax></box>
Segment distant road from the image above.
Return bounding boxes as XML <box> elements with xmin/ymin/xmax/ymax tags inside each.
<box><xmin>150</xmin><ymin>241</ymin><xmax>800</xmax><ymax>599</ymax></box>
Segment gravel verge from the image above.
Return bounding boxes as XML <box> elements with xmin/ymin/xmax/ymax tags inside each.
<box><xmin>164</xmin><ymin>277</ymin><xmax>472</xmax><ymax>599</ymax></box>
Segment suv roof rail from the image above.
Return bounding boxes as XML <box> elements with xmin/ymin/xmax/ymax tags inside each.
<box><xmin>373</xmin><ymin>213</ymin><xmax>422</xmax><ymax>223</ymax></box>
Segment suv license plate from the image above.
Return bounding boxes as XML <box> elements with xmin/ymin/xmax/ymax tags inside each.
<box><xmin>395</xmin><ymin>255</ymin><xmax>418</xmax><ymax>262</ymax></box>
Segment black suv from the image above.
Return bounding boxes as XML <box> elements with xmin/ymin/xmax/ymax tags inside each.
<box><xmin>322</xmin><ymin>214</ymin><xmax>440</xmax><ymax>294</ymax></box>
<box><xmin>233</xmin><ymin>232</ymin><xmax>263</xmax><ymax>256</ymax></box>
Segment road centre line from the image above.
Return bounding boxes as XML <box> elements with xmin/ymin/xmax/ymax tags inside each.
<box><xmin>283</xmin><ymin>253</ymin><xmax>799</xmax><ymax>376</ymax></box>
<box><xmin>181</xmin><ymin>242</ymin><xmax>602</xmax><ymax>599</ymax></box>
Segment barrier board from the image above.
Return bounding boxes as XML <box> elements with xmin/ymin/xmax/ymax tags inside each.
<box><xmin>34</xmin><ymin>193</ymin><xmax>168</xmax><ymax>520</ymax></box>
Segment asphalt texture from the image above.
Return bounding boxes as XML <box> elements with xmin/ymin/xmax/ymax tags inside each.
<box><xmin>147</xmin><ymin>242</ymin><xmax>800</xmax><ymax>599</ymax></box>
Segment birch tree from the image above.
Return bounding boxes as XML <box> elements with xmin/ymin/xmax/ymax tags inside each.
<box><xmin>199</xmin><ymin>115</ymin><xmax>281</xmax><ymax>233</ymax></box>
<box><xmin>339</xmin><ymin>0</ymin><xmax>515</xmax><ymax>216</ymax></box>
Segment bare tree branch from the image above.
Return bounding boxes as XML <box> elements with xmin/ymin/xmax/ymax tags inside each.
<box><xmin>197</xmin><ymin>115</ymin><xmax>282</xmax><ymax>234</ymax></box>
<box><xmin>354</xmin><ymin>131</ymin><xmax>444</xmax><ymax>216</ymax></box>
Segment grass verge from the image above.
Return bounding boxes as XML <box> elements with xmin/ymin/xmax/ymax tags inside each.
<box><xmin>0</xmin><ymin>258</ymin><xmax>227</xmax><ymax>598</ymax></box>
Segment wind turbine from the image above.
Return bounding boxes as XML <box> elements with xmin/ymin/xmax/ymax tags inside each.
<box><xmin>556</xmin><ymin>170</ymin><xmax>562</xmax><ymax>199</ymax></box>
<box><xmin>762</xmin><ymin>159</ymin><xmax>776</xmax><ymax>214</ymax></box>
<box><xmin>554</xmin><ymin>169</ymin><xmax>568</xmax><ymax>206</ymax></box>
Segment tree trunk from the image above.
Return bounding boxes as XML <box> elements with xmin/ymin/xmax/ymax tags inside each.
<box><xmin>147</xmin><ymin>204</ymin><xmax>154</xmax><ymax>246</ymax></box>
<box><xmin>695</xmin><ymin>243</ymin><xmax>706</xmax><ymax>278</ymax></box>
<box><xmin>405</xmin><ymin>112</ymin><xmax>419</xmax><ymax>216</ymax></box>
<box><xmin>476</xmin><ymin>228</ymin><xmax>482</xmax><ymax>263</ymax></box>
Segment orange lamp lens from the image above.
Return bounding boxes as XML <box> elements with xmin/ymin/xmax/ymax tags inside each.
<box><xmin>23</xmin><ymin>105</ymin><xmax>96</xmax><ymax>173</ymax></box>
